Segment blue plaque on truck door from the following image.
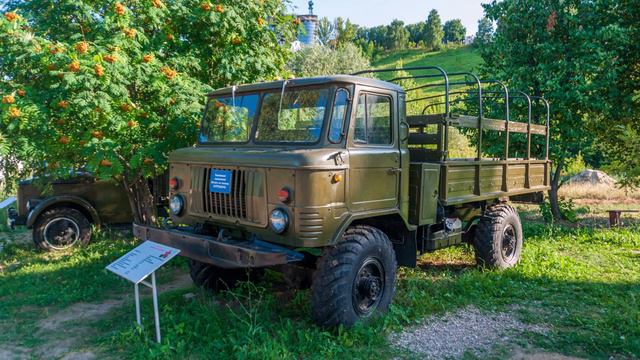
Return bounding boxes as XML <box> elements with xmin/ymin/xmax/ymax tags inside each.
<box><xmin>209</xmin><ymin>169</ymin><xmax>232</xmax><ymax>194</ymax></box>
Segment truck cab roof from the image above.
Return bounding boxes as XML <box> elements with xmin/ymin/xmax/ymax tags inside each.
<box><xmin>208</xmin><ymin>75</ymin><xmax>404</xmax><ymax>97</ymax></box>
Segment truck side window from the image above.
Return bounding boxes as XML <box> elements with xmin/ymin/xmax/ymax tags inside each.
<box><xmin>354</xmin><ymin>94</ymin><xmax>367</xmax><ymax>143</ymax></box>
<box><xmin>329</xmin><ymin>88</ymin><xmax>350</xmax><ymax>143</ymax></box>
<box><xmin>353</xmin><ymin>93</ymin><xmax>392</xmax><ymax>145</ymax></box>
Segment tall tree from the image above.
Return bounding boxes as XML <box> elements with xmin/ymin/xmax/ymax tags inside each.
<box><xmin>334</xmin><ymin>17</ymin><xmax>357</xmax><ymax>48</ymax></box>
<box><xmin>406</xmin><ymin>22</ymin><xmax>425</xmax><ymax>45</ymax></box>
<box><xmin>443</xmin><ymin>19</ymin><xmax>466</xmax><ymax>44</ymax></box>
<box><xmin>316</xmin><ymin>17</ymin><xmax>334</xmax><ymax>46</ymax></box>
<box><xmin>478</xmin><ymin>0</ymin><xmax>629</xmax><ymax>220</ymax></box>
<box><xmin>591</xmin><ymin>0</ymin><xmax>640</xmax><ymax>187</ymax></box>
<box><xmin>424</xmin><ymin>9</ymin><xmax>444</xmax><ymax>51</ymax></box>
<box><xmin>386</xmin><ymin>19</ymin><xmax>409</xmax><ymax>50</ymax></box>
<box><xmin>474</xmin><ymin>16</ymin><xmax>494</xmax><ymax>47</ymax></box>
<box><xmin>0</xmin><ymin>1</ymin><xmax>297</xmax><ymax>223</ymax></box>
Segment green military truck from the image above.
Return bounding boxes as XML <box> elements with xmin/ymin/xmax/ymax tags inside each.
<box><xmin>134</xmin><ymin>67</ymin><xmax>551</xmax><ymax>327</ymax></box>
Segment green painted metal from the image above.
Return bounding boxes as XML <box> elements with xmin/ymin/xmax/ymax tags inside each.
<box><xmin>143</xmin><ymin>69</ymin><xmax>551</xmax><ymax>258</ymax></box>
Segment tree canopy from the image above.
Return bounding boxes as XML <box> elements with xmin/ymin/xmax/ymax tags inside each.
<box><xmin>478</xmin><ymin>0</ymin><xmax>639</xmax><ymax>218</ymax></box>
<box><xmin>443</xmin><ymin>19</ymin><xmax>466</xmax><ymax>44</ymax></box>
<box><xmin>424</xmin><ymin>9</ymin><xmax>444</xmax><ymax>51</ymax></box>
<box><xmin>386</xmin><ymin>19</ymin><xmax>410</xmax><ymax>50</ymax></box>
<box><xmin>474</xmin><ymin>17</ymin><xmax>494</xmax><ymax>47</ymax></box>
<box><xmin>287</xmin><ymin>43</ymin><xmax>370</xmax><ymax>77</ymax></box>
<box><xmin>0</xmin><ymin>0</ymin><xmax>297</xmax><ymax>222</ymax></box>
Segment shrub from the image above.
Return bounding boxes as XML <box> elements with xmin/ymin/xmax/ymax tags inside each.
<box><xmin>288</xmin><ymin>43</ymin><xmax>370</xmax><ymax>77</ymax></box>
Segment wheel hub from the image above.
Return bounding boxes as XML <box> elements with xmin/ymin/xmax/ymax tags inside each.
<box><xmin>352</xmin><ymin>257</ymin><xmax>385</xmax><ymax>316</ymax></box>
<box><xmin>501</xmin><ymin>224</ymin><xmax>517</xmax><ymax>262</ymax></box>
<box><xmin>43</xmin><ymin>217</ymin><xmax>80</xmax><ymax>250</ymax></box>
<box><xmin>359</xmin><ymin>276</ymin><xmax>382</xmax><ymax>301</ymax></box>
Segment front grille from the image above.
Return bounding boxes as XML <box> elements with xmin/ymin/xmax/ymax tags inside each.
<box><xmin>190</xmin><ymin>166</ymin><xmax>265</xmax><ymax>225</ymax></box>
<box><xmin>202</xmin><ymin>168</ymin><xmax>247</xmax><ymax>219</ymax></box>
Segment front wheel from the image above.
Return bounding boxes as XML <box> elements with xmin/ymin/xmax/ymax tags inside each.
<box><xmin>33</xmin><ymin>207</ymin><xmax>92</xmax><ymax>251</ymax></box>
<box><xmin>474</xmin><ymin>204</ymin><xmax>523</xmax><ymax>268</ymax></box>
<box><xmin>311</xmin><ymin>225</ymin><xmax>397</xmax><ymax>327</ymax></box>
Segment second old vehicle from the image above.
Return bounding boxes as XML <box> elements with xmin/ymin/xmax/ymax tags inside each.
<box><xmin>134</xmin><ymin>67</ymin><xmax>551</xmax><ymax>327</ymax></box>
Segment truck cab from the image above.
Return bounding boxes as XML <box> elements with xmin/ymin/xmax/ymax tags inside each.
<box><xmin>134</xmin><ymin>69</ymin><xmax>551</xmax><ymax>327</ymax></box>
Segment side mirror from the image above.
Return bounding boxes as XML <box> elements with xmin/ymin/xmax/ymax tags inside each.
<box><xmin>400</xmin><ymin>121</ymin><xmax>410</xmax><ymax>142</ymax></box>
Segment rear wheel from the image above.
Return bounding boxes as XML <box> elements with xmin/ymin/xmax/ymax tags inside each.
<box><xmin>188</xmin><ymin>259</ymin><xmax>264</xmax><ymax>292</ymax></box>
<box><xmin>474</xmin><ymin>204</ymin><xmax>523</xmax><ymax>268</ymax></box>
<box><xmin>33</xmin><ymin>207</ymin><xmax>92</xmax><ymax>251</ymax></box>
<box><xmin>310</xmin><ymin>225</ymin><xmax>397</xmax><ymax>327</ymax></box>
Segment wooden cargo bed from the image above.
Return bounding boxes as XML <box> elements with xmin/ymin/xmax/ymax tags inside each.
<box><xmin>407</xmin><ymin>111</ymin><xmax>551</xmax><ymax>219</ymax></box>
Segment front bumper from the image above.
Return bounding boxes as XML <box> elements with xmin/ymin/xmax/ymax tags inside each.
<box><xmin>133</xmin><ymin>223</ymin><xmax>304</xmax><ymax>269</ymax></box>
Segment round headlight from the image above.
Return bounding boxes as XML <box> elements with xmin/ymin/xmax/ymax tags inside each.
<box><xmin>269</xmin><ymin>208</ymin><xmax>289</xmax><ymax>234</ymax></box>
<box><xmin>169</xmin><ymin>195</ymin><xmax>184</xmax><ymax>216</ymax></box>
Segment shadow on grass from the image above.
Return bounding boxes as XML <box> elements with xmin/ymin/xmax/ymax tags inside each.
<box><xmin>0</xmin><ymin>235</ymin><xmax>184</xmax><ymax>347</ymax></box>
<box><xmin>93</xmin><ymin>226</ymin><xmax>639</xmax><ymax>359</ymax></box>
<box><xmin>2</xmin><ymin>224</ymin><xmax>639</xmax><ymax>359</ymax></box>
<box><xmin>87</xmin><ymin>262</ymin><xmax>640</xmax><ymax>360</ymax></box>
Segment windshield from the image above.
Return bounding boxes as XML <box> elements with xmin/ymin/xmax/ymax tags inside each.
<box><xmin>199</xmin><ymin>94</ymin><xmax>259</xmax><ymax>143</ymax></box>
<box><xmin>255</xmin><ymin>88</ymin><xmax>329</xmax><ymax>143</ymax></box>
<box><xmin>199</xmin><ymin>87</ymin><xmax>338</xmax><ymax>145</ymax></box>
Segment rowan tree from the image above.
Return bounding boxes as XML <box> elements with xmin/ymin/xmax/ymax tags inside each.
<box><xmin>0</xmin><ymin>1</ymin><xmax>297</xmax><ymax>224</ymax></box>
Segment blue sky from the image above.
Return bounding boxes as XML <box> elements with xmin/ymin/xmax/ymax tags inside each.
<box><xmin>289</xmin><ymin>0</ymin><xmax>487</xmax><ymax>34</ymax></box>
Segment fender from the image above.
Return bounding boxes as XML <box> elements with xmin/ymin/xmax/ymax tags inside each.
<box><xmin>26</xmin><ymin>195</ymin><xmax>101</xmax><ymax>228</ymax></box>
<box><xmin>330</xmin><ymin>208</ymin><xmax>417</xmax><ymax>245</ymax></box>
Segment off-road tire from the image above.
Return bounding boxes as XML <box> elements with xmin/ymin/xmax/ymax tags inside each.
<box><xmin>474</xmin><ymin>204</ymin><xmax>523</xmax><ymax>269</ymax></box>
<box><xmin>188</xmin><ymin>259</ymin><xmax>264</xmax><ymax>293</ymax></box>
<box><xmin>311</xmin><ymin>225</ymin><xmax>397</xmax><ymax>328</ymax></box>
<box><xmin>33</xmin><ymin>207</ymin><xmax>92</xmax><ymax>252</ymax></box>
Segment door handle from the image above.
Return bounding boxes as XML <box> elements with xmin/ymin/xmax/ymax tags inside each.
<box><xmin>387</xmin><ymin>168</ymin><xmax>402</xmax><ymax>175</ymax></box>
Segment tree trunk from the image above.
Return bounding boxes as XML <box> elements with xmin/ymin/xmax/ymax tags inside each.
<box><xmin>122</xmin><ymin>171</ymin><xmax>158</xmax><ymax>226</ymax></box>
<box><xmin>548</xmin><ymin>158</ymin><xmax>565</xmax><ymax>222</ymax></box>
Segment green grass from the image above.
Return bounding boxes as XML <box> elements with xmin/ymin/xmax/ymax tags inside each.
<box><xmin>372</xmin><ymin>46</ymin><xmax>485</xmax><ymax>158</ymax></box>
<box><xmin>0</xmin><ymin>230</ymin><xmax>183</xmax><ymax>348</ymax></box>
<box><xmin>373</xmin><ymin>46</ymin><xmax>484</xmax><ymax>83</ymax></box>
<box><xmin>1</xmin><ymin>222</ymin><xmax>638</xmax><ymax>359</ymax></box>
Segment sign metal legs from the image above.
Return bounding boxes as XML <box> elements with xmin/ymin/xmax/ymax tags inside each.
<box><xmin>135</xmin><ymin>271</ymin><xmax>162</xmax><ymax>343</ymax></box>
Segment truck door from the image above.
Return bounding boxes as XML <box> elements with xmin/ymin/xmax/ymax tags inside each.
<box><xmin>347</xmin><ymin>91</ymin><xmax>400</xmax><ymax>212</ymax></box>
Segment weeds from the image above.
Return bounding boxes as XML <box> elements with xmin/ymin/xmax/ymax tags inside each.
<box><xmin>539</xmin><ymin>198</ymin><xmax>590</xmax><ymax>223</ymax></box>
<box><xmin>1</xmin><ymin>224</ymin><xmax>639</xmax><ymax>359</ymax></box>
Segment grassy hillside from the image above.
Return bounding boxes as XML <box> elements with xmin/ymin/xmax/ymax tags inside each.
<box><xmin>373</xmin><ymin>46</ymin><xmax>484</xmax><ymax>82</ymax></box>
<box><xmin>373</xmin><ymin>46</ymin><xmax>484</xmax><ymax>158</ymax></box>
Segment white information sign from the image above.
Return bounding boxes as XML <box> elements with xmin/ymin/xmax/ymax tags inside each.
<box><xmin>106</xmin><ymin>240</ymin><xmax>181</xmax><ymax>343</ymax></box>
<box><xmin>106</xmin><ymin>240</ymin><xmax>180</xmax><ymax>283</ymax></box>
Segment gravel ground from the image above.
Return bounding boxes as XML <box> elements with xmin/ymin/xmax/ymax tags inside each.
<box><xmin>389</xmin><ymin>306</ymin><xmax>548</xmax><ymax>359</ymax></box>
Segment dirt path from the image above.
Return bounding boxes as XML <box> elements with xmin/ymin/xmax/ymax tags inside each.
<box><xmin>0</xmin><ymin>271</ymin><xmax>193</xmax><ymax>360</ymax></box>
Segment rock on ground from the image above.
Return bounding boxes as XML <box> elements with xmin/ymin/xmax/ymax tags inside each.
<box><xmin>568</xmin><ymin>169</ymin><xmax>616</xmax><ymax>186</ymax></box>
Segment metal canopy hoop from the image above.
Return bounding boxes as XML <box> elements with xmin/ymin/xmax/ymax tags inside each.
<box><xmin>351</xmin><ymin>67</ymin><xmax>549</xmax><ymax>163</ymax></box>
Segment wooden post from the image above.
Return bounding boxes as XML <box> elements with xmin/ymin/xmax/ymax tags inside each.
<box><xmin>609</xmin><ymin>211</ymin><xmax>621</xmax><ymax>227</ymax></box>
